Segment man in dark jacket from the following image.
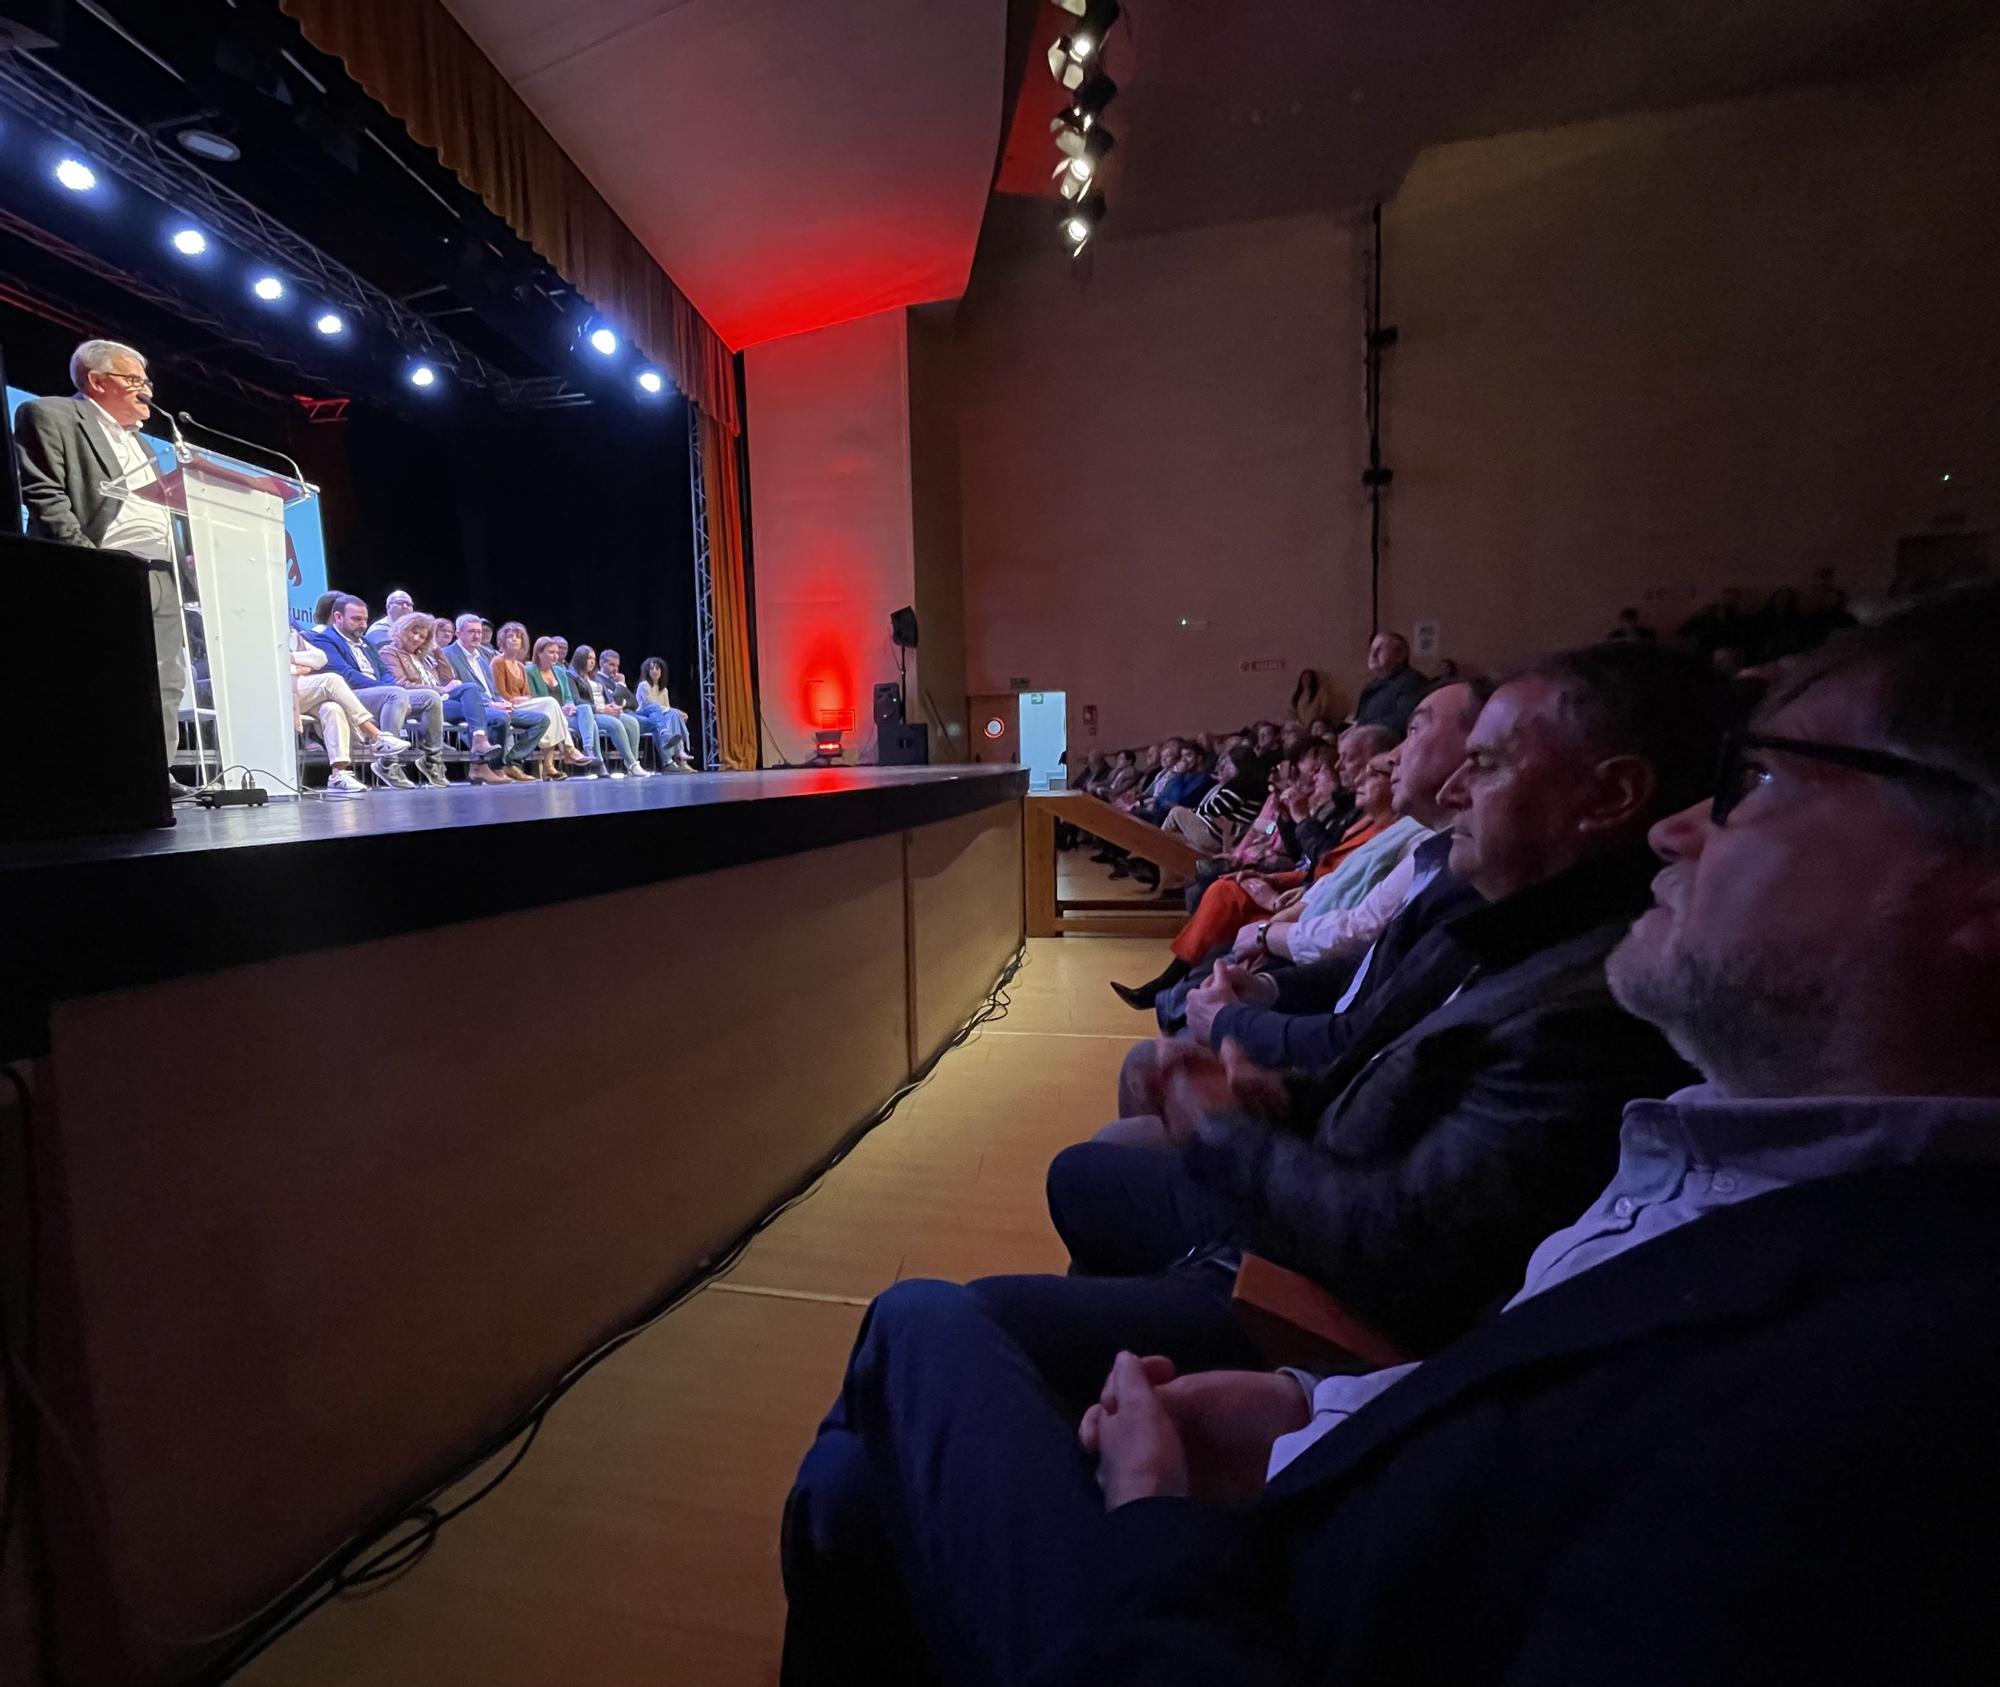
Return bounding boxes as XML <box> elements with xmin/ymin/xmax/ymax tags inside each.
<box><xmin>782</xmin><ymin>584</ymin><xmax>2000</xmax><ymax>1687</ymax></box>
<box><xmin>1040</xmin><ymin>644</ymin><xmax>1733</xmax><ymax>1367</ymax></box>
<box><xmin>1349</xmin><ymin>631</ymin><xmax>1428</xmax><ymax>733</ymax></box>
<box><xmin>15</xmin><ymin>338</ymin><xmax>188</xmax><ymax>784</ymax></box>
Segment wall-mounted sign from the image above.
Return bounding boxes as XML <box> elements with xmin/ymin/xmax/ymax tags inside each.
<box><xmin>983</xmin><ymin>718</ymin><xmax>1005</xmax><ymax>740</ymax></box>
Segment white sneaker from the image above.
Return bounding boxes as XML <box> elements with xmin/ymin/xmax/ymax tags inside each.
<box><xmin>371</xmin><ymin>732</ymin><xmax>413</xmax><ymax>757</ymax></box>
<box><xmin>630</xmin><ymin>764</ymin><xmax>656</xmax><ymax>778</ymax></box>
<box><xmin>607</xmin><ymin>768</ymin><xmax>627</xmax><ymax>780</ymax></box>
<box><xmin>326</xmin><ymin>769</ymin><xmax>369</xmax><ymax>796</ymax></box>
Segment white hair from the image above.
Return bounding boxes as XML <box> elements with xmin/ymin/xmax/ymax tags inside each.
<box><xmin>69</xmin><ymin>339</ymin><xmax>146</xmax><ymax>393</ymax></box>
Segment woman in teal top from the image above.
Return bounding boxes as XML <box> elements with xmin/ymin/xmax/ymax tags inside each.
<box><xmin>527</xmin><ymin>635</ymin><xmax>608</xmax><ymax>776</ymax></box>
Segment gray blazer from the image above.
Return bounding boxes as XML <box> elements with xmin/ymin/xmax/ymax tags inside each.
<box><xmin>15</xmin><ymin>394</ymin><xmax>128</xmax><ymax>548</ymax></box>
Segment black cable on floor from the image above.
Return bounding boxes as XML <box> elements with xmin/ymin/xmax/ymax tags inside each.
<box><xmin>185</xmin><ymin>940</ymin><xmax>1028</xmax><ymax>1682</ymax></box>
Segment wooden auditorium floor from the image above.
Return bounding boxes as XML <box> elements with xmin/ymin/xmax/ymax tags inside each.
<box><xmin>238</xmin><ymin>857</ymin><xmax>1165</xmax><ymax>1687</ymax></box>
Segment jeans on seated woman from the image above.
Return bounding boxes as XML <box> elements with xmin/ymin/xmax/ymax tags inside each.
<box><xmin>637</xmin><ymin>703</ymin><xmax>693</xmax><ymax>768</ymax></box>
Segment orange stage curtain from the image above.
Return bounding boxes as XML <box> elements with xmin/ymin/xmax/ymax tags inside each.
<box><xmin>283</xmin><ymin>0</ymin><xmax>761</xmax><ymax>765</ymax></box>
<box><xmin>699</xmin><ymin>417</ymin><xmax>761</xmax><ymax>771</ymax></box>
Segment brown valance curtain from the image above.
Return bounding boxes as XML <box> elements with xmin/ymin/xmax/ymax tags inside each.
<box><xmin>281</xmin><ymin>0</ymin><xmax>738</xmax><ymax>437</ymax></box>
<box><xmin>284</xmin><ymin>0</ymin><xmax>762</xmax><ymax>765</ymax></box>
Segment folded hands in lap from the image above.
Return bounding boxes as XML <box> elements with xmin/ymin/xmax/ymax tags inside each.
<box><xmin>1079</xmin><ymin>1353</ymin><xmax>1311</xmax><ymax>1508</ymax></box>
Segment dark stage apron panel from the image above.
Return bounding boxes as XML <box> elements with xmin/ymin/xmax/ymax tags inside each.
<box><xmin>0</xmin><ymin>766</ymin><xmax>1027</xmax><ymax>1039</ymax></box>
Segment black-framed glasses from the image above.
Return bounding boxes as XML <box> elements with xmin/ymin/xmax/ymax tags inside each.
<box><xmin>1712</xmin><ymin>731</ymin><xmax>1989</xmax><ymax>825</ymax></box>
<box><xmin>101</xmin><ymin>371</ymin><xmax>154</xmax><ymax>391</ymax></box>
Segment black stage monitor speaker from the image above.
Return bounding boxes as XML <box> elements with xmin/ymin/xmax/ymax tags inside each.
<box><xmin>873</xmin><ymin>681</ymin><xmax>905</xmax><ymax>726</ymax></box>
<box><xmin>1</xmin><ymin>535</ymin><xmax>172</xmax><ymax>840</ymax></box>
<box><xmin>889</xmin><ymin>606</ymin><xmax>919</xmax><ymax>649</ymax></box>
<box><xmin>879</xmin><ymin>723</ymin><xmax>929</xmax><ymax>766</ymax></box>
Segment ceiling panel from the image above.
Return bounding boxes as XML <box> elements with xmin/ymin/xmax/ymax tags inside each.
<box><xmin>445</xmin><ymin>0</ymin><xmax>1008</xmax><ymax>348</ymax></box>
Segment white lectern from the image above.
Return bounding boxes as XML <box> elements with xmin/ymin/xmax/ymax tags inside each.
<box><xmin>104</xmin><ymin>445</ymin><xmax>306</xmax><ymax>793</ymax></box>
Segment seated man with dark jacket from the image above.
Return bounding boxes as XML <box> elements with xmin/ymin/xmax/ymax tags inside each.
<box><xmin>1045</xmin><ymin>644</ymin><xmax>1734</xmax><ymax>1360</ymax></box>
<box><xmin>784</xmin><ymin>583</ymin><xmax>2000</xmax><ymax>1687</ymax></box>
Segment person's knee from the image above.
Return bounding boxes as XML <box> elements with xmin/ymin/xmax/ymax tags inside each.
<box><xmin>851</xmin><ymin>1277</ymin><xmax>978</xmax><ymax>1386</ymax></box>
<box><xmin>1046</xmin><ymin>1142</ymin><xmax>1131</xmax><ymax>1256</ymax></box>
<box><xmin>786</xmin><ymin>1425</ymin><xmax>877</xmax><ymax>1569</ymax></box>
<box><xmin>1117</xmin><ymin>1039</ymin><xmax>1165</xmax><ymax>1117</ymax></box>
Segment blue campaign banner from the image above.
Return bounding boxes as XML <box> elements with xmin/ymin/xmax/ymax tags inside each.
<box><xmin>7</xmin><ymin>383</ymin><xmax>329</xmax><ymax>631</ymax></box>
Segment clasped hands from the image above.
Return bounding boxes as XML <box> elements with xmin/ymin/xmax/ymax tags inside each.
<box><xmin>1080</xmin><ymin>1353</ymin><xmax>1310</xmax><ymax>1509</ymax></box>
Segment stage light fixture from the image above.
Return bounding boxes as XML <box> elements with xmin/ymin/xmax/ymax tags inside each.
<box><xmin>177</xmin><ymin>128</ymin><xmax>240</xmax><ymax>163</ymax></box>
<box><xmin>1046</xmin><ymin>0</ymin><xmax>1118</xmax><ymax>85</ymax></box>
<box><xmin>1052</xmin><ymin>104</ymin><xmax>1115</xmax><ymax>163</ymax></box>
<box><xmin>53</xmin><ymin>157</ymin><xmax>96</xmax><ymax>192</ymax></box>
<box><xmin>251</xmin><ymin>274</ymin><xmax>285</xmax><ymax>301</ymax></box>
<box><xmin>588</xmin><ymin>325</ymin><xmax>618</xmax><ymax>356</ymax></box>
<box><xmin>1059</xmin><ymin>196</ymin><xmax>1104</xmax><ymax>255</ymax></box>
<box><xmin>637</xmin><ymin>369</ymin><xmax>665</xmax><ymax>394</ymax></box>
<box><xmin>407</xmin><ymin>363</ymin><xmax>438</xmax><ymax>388</ymax></box>
<box><xmin>812</xmin><ymin>727</ymin><xmax>845</xmax><ymax>764</ymax></box>
<box><xmin>170</xmin><ymin>227</ymin><xmax>208</xmax><ymax>256</ymax></box>
<box><xmin>314</xmin><ymin>311</ymin><xmax>346</xmax><ymax>336</ymax></box>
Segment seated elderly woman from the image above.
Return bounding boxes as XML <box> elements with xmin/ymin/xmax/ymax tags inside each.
<box><xmin>381</xmin><ymin>611</ymin><xmax>517</xmax><ymax>786</ymax></box>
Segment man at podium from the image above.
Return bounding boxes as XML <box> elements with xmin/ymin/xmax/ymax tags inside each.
<box><xmin>16</xmin><ymin>339</ymin><xmax>188</xmax><ymax>793</ymax></box>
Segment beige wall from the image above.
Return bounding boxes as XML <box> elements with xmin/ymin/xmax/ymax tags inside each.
<box><xmin>949</xmin><ymin>37</ymin><xmax>1999</xmax><ymax>725</ymax></box>
<box><xmin>956</xmin><ymin>213</ymin><xmax>1368</xmax><ymax>753</ymax></box>
<box><xmin>907</xmin><ymin>304</ymin><xmax>971</xmax><ymax>758</ymax></box>
<box><xmin>1381</xmin><ymin>39</ymin><xmax>2000</xmax><ymax>672</ymax></box>
<box><xmin>746</xmin><ymin>310</ymin><xmax>917</xmax><ymax>765</ymax></box>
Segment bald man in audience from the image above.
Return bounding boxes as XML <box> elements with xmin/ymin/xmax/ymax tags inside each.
<box><xmin>784</xmin><ymin>583</ymin><xmax>2000</xmax><ymax>1687</ymax></box>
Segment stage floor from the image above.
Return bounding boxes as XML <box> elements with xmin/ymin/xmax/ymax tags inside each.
<box><xmin>0</xmin><ymin>763</ymin><xmax>1012</xmax><ymax>868</ymax></box>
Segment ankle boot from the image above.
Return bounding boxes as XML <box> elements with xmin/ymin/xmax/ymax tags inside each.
<box><xmin>1109</xmin><ymin>957</ymin><xmax>1191</xmax><ymax>1011</ymax></box>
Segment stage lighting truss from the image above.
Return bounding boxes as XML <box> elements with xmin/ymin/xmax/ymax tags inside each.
<box><xmin>0</xmin><ymin>50</ymin><xmax>586</xmax><ymax>410</ymax></box>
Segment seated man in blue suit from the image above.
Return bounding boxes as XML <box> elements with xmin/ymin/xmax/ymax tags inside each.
<box><xmin>783</xmin><ymin>585</ymin><xmax>2000</xmax><ymax>1687</ymax></box>
<box><xmin>306</xmin><ymin>592</ymin><xmax>433</xmax><ymax>790</ymax></box>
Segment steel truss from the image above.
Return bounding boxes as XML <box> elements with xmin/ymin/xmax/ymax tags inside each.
<box><xmin>0</xmin><ymin>51</ymin><xmax>588</xmax><ymax>411</ymax></box>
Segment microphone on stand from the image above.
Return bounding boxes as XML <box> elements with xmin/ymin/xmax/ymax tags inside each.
<box><xmin>176</xmin><ymin>410</ymin><xmax>309</xmax><ymax>494</ymax></box>
<box><xmin>164</xmin><ymin>409</ymin><xmax>193</xmax><ymax>464</ymax></box>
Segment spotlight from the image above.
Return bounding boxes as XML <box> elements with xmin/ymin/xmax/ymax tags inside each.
<box><xmin>588</xmin><ymin>325</ymin><xmax>618</xmax><ymax>356</ymax></box>
<box><xmin>1072</xmin><ymin>68</ymin><xmax>1120</xmax><ymax>121</ymax></box>
<box><xmin>314</xmin><ymin>311</ymin><xmax>346</xmax><ymax>336</ymax></box>
<box><xmin>170</xmin><ymin>227</ymin><xmax>208</xmax><ymax>256</ymax></box>
<box><xmin>53</xmin><ymin>157</ymin><xmax>96</xmax><ymax>192</ymax></box>
<box><xmin>1045</xmin><ymin>0</ymin><xmax>1118</xmax><ymax>85</ymax></box>
<box><xmin>1058</xmin><ymin>196</ymin><xmax>1104</xmax><ymax>255</ymax></box>
<box><xmin>1052</xmin><ymin>104</ymin><xmax>1116</xmax><ymax>164</ymax></box>
<box><xmin>637</xmin><ymin>369</ymin><xmax>665</xmax><ymax>394</ymax></box>
<box><xmin>1052</xmin><ymin>156</ymin><xmax>1101</xmax><ymax>202</ymax></box>
<box><xmin>407</xmin><ymin>363</ymin><xmax>438</xmax><ymax>388</ymax></box>
<box><xmin>251</xmin><ymin>274</ymin><xmax>285</xmax><ymax>301</ymax></box>
<box><xmin>177</xmin><ymin>128</ymin><xmax>240</xmax><ymax>163</ymax></box>
<box><xmin>811</xmin><ymin>727</ymin><xmax>845</xmax><ymax>764</ymax></box>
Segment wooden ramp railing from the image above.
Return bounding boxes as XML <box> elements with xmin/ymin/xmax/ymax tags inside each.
<box><xmin>1024</xmin><ymin>791</ymin><xmax>1200</xmax><ymax>938</ymax></box>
